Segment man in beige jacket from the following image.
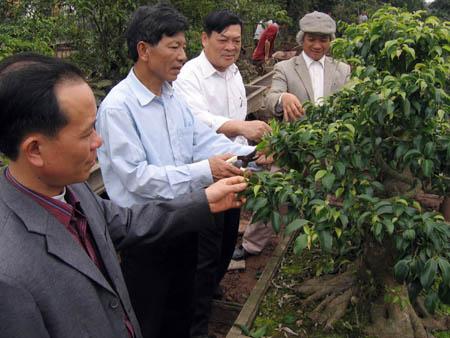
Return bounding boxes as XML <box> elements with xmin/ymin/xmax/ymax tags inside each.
<box><xmin>266</xmin><ymin>11</ymin><xmax>350</xmax><ymax>121</ymax></box>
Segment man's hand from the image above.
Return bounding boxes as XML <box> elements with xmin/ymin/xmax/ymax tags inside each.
<box><xmin>208</xmin><ymin>154</ymin><xmax>244</xmax><ymax>181</ymax></box>
<box><xmin>281</xmin><ymin>93</ymin><xmax>304</xmax><ymax>122</ymax></box>
<box><xmin>255</xmin><ymin>152</ymin><xmax>274</xmax><ymax>165</ymax></box>
<box><xmin>205</xmin><ymin>176</ymin><xmax>247</xmax><ymax>213</ymax></box>
<box><xmin>240</xmin><ymin>120</ymin><xmax>272</xmax><ymax>142</ymax></box>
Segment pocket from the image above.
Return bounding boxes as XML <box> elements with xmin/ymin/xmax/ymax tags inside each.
<box><xmin>177</xmin><ymin>127</ymin><xmax>194</xmax><ymax>162</ymax></box>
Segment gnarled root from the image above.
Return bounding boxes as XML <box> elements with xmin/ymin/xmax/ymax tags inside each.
<box><xmin>295</xmin><ymin>270</ymin><xmax>359</xmax><ymax>330</ymax></box>
<box><xmin>364</xmin><ymin>280</ymin><xmax>447</xmax><ymax>338</ymax></box>
<box><xmin>415</xmin><ymin>297</ymin><xmax>450</xmax><ymax>332</ymax></box>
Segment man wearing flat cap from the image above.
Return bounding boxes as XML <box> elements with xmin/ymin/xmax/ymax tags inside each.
<box><xmin>266</xmin><ymin>11</ymin><xmax>350</xmax><ymax>121</ymax></box>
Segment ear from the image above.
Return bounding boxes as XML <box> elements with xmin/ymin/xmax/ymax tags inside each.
<box><xmin>201</xmin><ymin>32</ymin><xmax>209</xmax><ymax>49</ymax></box>
<box><xmin>137</xmin><ymin>41</ymin><xmax>150</xmax><ymax>62</ymax></box>
<box><xmin>21</xmin><ymin>135</ymin><xmax>45</xmax><ymax>168</ymax></box>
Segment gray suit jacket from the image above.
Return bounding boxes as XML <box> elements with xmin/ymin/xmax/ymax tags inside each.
<box><xmin>265</xmin><ymin>54</ymin><xmax>351</xmax><ymax>115</ymax></box>
<box><xmin>0</xmin><ymin>172</ymin><xmax>212</xmax><ymax>338</ymax></box>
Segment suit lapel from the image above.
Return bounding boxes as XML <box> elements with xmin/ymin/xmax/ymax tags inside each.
<box><xmin>324</xmin><ymin>57</ymin><xmax>336</xmax><ymax>97</ymax></box>
<box><xmin>73</xmin><ymin>184</ymin><xmax>126</xmax><ymax>296</ymax></box>
<box><xmin>45</xmin><ymin>217</ymin><xmax>115</xmax><ymax>294</ymax></box>
<box><xmin>294</xmin><ymin>56</ymin><xmax>315</xmax><ymax>102</ymax></box>
<box><xmin>0</xmin><ymin>174</ymin><xmax>115</xmax><ymax>294</ymax></box>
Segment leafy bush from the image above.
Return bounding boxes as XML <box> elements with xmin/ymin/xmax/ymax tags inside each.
<box><xmin>245</xmin><ymin>7</ymin><xmax>450</xmax><ymax>318</ymax></box>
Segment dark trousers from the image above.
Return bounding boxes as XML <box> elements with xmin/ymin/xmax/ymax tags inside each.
<box><xmin>121</xmin><ymin>232</ymin><xmax>198</xmax><ymax>338</ymax></box>
<box><xmin>190</xmin><ymin>208</ymin><xmax>241</xmax><ymax>336</ymax></box>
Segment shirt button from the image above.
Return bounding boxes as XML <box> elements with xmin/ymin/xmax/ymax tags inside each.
<box><xmin>110</xmin><ymin>299</ymin><xmax>119</xmax><ymax>309</ymax></box>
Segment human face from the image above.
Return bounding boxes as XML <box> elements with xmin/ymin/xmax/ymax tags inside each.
<box><xmin>39</xmin><ymin>81</ymin><xmax>102</xmax><ymax>189</ymax></box>
<box><xmin>142</xmin><ymin>32</ymin><xmax>187</xmax><ymax>84</ymax></box>
<box><xmin>202</xmin><ymin>24</ymin><xmax>242</xmax><ymax>72</ymax></box>
<box><xmin>302</xmin><ymin>33</ymin><xmax>331</xmax><ymax>61</ymax></box>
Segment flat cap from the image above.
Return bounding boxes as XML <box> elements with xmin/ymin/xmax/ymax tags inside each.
<box><xmin>299</xmin><ymin>11</ymin><xmax>336</xmax><ymax>35</ymax></box>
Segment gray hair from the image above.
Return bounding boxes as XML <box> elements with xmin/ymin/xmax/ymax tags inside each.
<box><xmin>296</xmin><ymin>31</ymin><xmax>335</xmax><ymax>46</ymax></box>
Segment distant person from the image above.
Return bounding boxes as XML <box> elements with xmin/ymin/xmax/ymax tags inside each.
<box><xmin>174</xmin><ymin>11</ymin><xmax>271</xmax><ymax>336</ymax></box>
<box><xmin>358</xmin><ymin>11</ymin><xmax>368</xmax><ymax>24</ymax></box>
<box><xmin>0</xmin><ymin>53</ymin><xmax>247</xmax><ymax>338</ymax></box>
<box><xmin>253</xmin><ymin>19</ymin><xmax>265</xmax><ymax>46</ymax></box>
<box><xmin>266</xmin><ymin>11</ymin><xmax>351</xmax><ymax>121</ymax></box>
<box><xmin>252</xmin><ymin>21</ymin><xmax>279</xmax><ymax>73</ymax></box>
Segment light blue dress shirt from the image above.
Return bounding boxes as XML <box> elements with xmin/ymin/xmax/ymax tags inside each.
<box><xmin>96</xmin><ymin>69</ymin><xmax>254</xmax><ymax>207</ymax></box>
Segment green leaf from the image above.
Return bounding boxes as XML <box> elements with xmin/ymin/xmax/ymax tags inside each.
<box><xmin>384</xmin><ymin>219</ymin><xmax>395</xmax><ymax>235</ymax></box>
<box><xmin>286</xmin><ymin>219</ymin><xmax>309</xmax><ymax>235</ymax></box>
<box><xmin>339</xmin><ymin>214</ymin><xmax>349</xmax><ymax>227</ymax></box>
<box><xmin>394</xmin><ymin>259</ymin><xmax>410</xmax><ymax>282</ymax></box>
<box><xmin>352</xmin><ymin>154</ymin><xmax>363</xmax><ymax>169</ymax></box>
<box><xmin>357</xmin><ymin>211</ymin><xmax>372</xmax><ymax>226</ymax></box>
<box><xmin>394</xmin><ymin>144</ymin><xmax>407</xmax><ymax>160</ymax></box>
<box><xmin>253</xmin><ymin>197</ymin><xmax>268</xmax><ymax>213</ymax></box>
<box><xmin>282</xmin><ymin>314</ymin><xmax>296</xmax><ymax>325</ymax></box>
<box><xmin>408</xmin><ymin>280</ymin><xmax>422</xmax><ymax>302</ymax></box>
<box><xmin>322</xmin><ymin>173</ymin><xmax>336</xmax><ymax>191</ymax></box>
<box><xmin>235</xmin><ymin>324</ymin><xmax>251</xmax><ymax>335</ymax></box>
<box><xmin>423</xmin><ymin>142</ymin><xmax>435</xmax><ymax>157</ymax></box>
<box><xmin>250</xmin><ymin>325</ymin><xmax>267</xmax><ymax>338</ymax></box>
<box><xmin>344</xmin><ymin>123</ymin><xmax>355</xmax><ymax>135</ymax></box>
<box><xmin>403</xmin><ymin>229</ymin><xmax>416</xmax><ymax>241</ymax></box>
<box><xmin>319</xmin><ymin>231</ymin><xmax>333</xmax><ymax>252</ymax></box>
<box><xmin>402</xmin><ymin>45</ymin><xmax>416</xmax><ymax>59</ymax></box>
<box><xmin>403</xmin><ymin>98</ymin><xmax>411</xmax><ymax>117</ymax></box>
<box><xmin>334</xmin><ymin>161</ymin><xmax>346</xmax><ymax>177</ymax></box>
<box><xmin>438</xmin><ymin>282</ymin><xmax>450</xmax><ymax>305</ymax></box>
<box><xmin>420</xmin><ymin>259</ymin><xmax>437</xmax><ymax>289</ymax></box>
<box><xmin>271</xmin><ymin>211</ymin><xmax>281</xmax><ymax>233</ymax></box>
<box><xmin>424</xmin><ymin>292</ymin><xmax>438</xmax><ymax>314</ymax></box>
<box><xmin>253</xmin><ymin>184</ymin><xmax>261</xmax><ymax>196</ymax></box>
<box><xmin>437</xmin><ymin>257</ymin><xmax>450</xmax><ymax>285</ymax></box>
<box><xmin>403</xmin><ymin>149</ymin><xmax>422</xmax><ymax>162</ymax></box>
<box><xmin>376</xmin><ymin>205</ymin><xmax>393</xmax><ymax>216</ymax></box>
<box><xmin>422</xmin><ymin>159</ymin><xmax>433</xmax><ymax>177</ymax></box>
<box><xmin>293</xmin><ymin>234</ymin><xmax>308</xmax><ymax>254</ymax></box>
<box><xmin>335</xmin><ymin>187</ymin><xmax>344</xmax><ymax>198</ymax></box>
<box><xmin>315</xmin><ymin>170</ymin><xmax>327</xmax><ymax>182</ymax></box>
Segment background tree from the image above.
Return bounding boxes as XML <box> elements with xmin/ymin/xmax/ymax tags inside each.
<box><xmin>429</xmin><ymin>0</ymin><xmax>450</xmax><ymax>21</ymax></box>
<box><xmin>244</xmin><ymin>7</ymin><xmax>449</xmax><ymax>337</ymax></box>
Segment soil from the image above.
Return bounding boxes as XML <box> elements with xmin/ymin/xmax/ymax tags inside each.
<box><xmin>209</xmin><ymin>211</ymin><xmax>280</xmax><ymax>337</ymax></box>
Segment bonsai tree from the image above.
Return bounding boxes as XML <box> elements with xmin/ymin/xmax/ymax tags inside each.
<box><xmin>244</xmin><ymin>7</ymin><xmax>449</xmax><ymax>337</ymax></box>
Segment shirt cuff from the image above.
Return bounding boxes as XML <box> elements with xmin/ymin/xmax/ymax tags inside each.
<box><xmin>188</xmin><ymin>159</ymin><xmax>214</xmax><ymax>189</ymax></box>
<box><xmin>211</xmin><ymin>115</ymin><xmax>231</xmax><ymax>132</ymax></box>
<box><xmin>274</xmin><ymin>93</ymin><xmax>286</xmax><ymax>117</ymax></box>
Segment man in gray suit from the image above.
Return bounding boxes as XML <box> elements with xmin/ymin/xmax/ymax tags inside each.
<box><xmin>0</xmin><ymin>54</ymin><xmax>247</xmax><ymax>338</ymax></box>
<box><xmin>266</xmin><ymin>11</ymin><xmax>351</xmax><ymax>121</ymax></box>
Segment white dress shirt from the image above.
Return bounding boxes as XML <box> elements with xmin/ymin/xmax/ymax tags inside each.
<box><xmin>302</xmin><ymin>51</ymin><xmax>325</xmax><ymax>104</ymax></box>
<box><xmin>174</xmin><ymin>51</ymin><xmax>248</xmax><ymax>145</ymax></box>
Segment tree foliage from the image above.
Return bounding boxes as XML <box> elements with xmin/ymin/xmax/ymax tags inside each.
<box><xmin>245</xmin><ymin>7</ymin><xmax>450</xmax><ymax>312</ymax></box>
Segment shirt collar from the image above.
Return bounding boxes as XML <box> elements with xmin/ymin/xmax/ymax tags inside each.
<box><xmin>302</xmin><ymin>51</ymin><xmax>325</xmax><ymax>69</ymax></box>
<box><xmin>199</xmin><ymin>50</ymin><xmax>238</xmax><ymax>79</ymax></box>
<box><xmin>127</xmin><ymin>68</ymin><xmax>174</xmax><ymax>106</ymax></box>
<box><xmin>4</xmin><ymin>167</ymin><xmax>76</xmax><ymax>227</ymax></box>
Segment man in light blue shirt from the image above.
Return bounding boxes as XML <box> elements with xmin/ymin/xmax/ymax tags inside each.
<box><xmin>96</xmin><ymin>4</ymin><xmax>255</xmax><ymax>338</ymax></box>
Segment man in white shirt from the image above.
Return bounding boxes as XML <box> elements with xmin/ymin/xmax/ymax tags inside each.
<box><xmin>265</xmin><ymin>11</ymin><xmax>351</xmax><ymax>121</ymax></box>
<box><xmin>174</xmin><ymin>10</ymin><xmax>271</xmax><ymax>337</ymax></box>
<box><xmin>175</xmin><ymin>11</ymin><xmax>271</xmax><ymax>146</ymax></box>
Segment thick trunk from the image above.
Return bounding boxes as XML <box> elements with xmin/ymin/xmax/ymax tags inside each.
<box><xmin>441</xmin><ymin>196</ymin><xmax>450</xmax><ymax>222</ymax></box>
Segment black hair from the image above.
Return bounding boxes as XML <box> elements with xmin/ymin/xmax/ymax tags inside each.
<box><xmin>0</xmin><ymin>52</ymin><xmax>58</xmax><ymax>74</ymax></box>
<box><xmin>203</xmin><ymin>10</ymin><xmax>243</xmax><ymax>36</ymax></box>
<box><xmin>126</xmin><ymin>4</ymin><xmax>189</xmax><ymax>62</ymax></box>
<box><xmin>0</xmin><ymin>55</ymin><xmax>85</xmax><ymax>160</ymax></box>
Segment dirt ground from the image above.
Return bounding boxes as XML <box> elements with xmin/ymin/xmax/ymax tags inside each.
<box><xmin>209</xmin><ymin>212</ymin><xmax>280</xmax><ymax>337</ymax></box>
